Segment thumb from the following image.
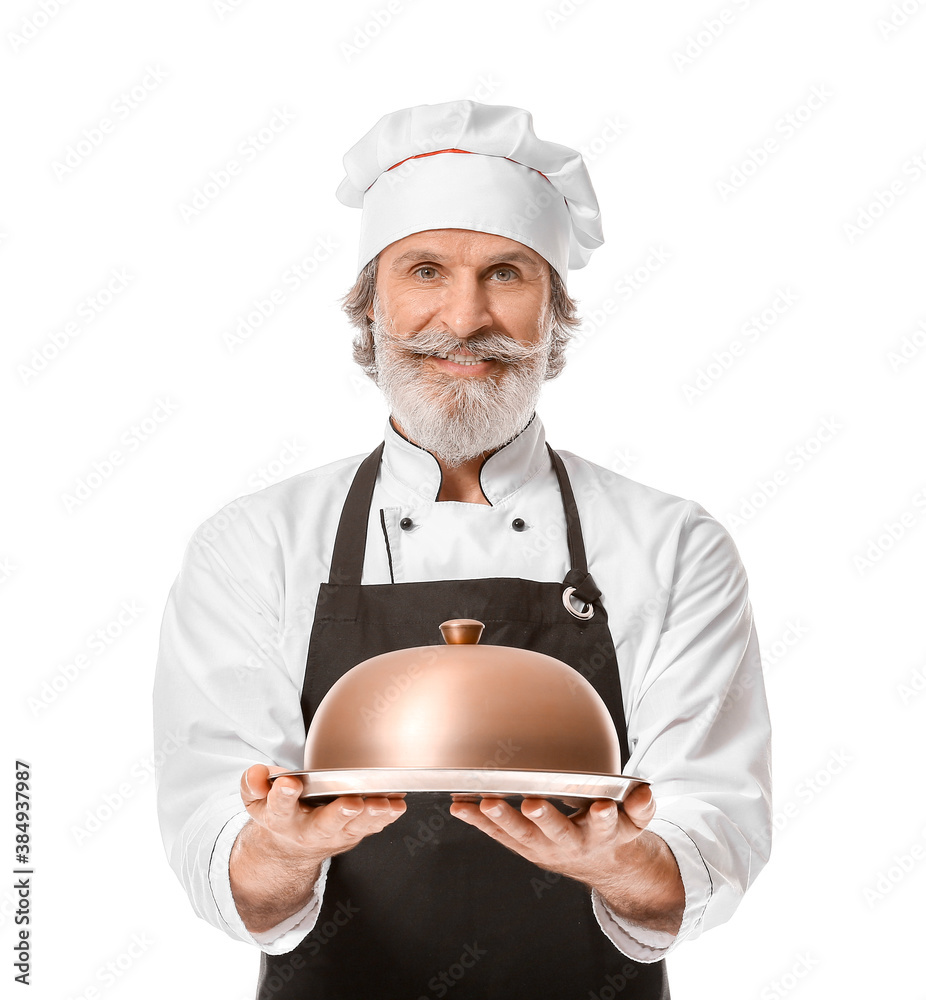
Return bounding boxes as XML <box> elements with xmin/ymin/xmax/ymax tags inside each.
<box><xmin>240</xmin><ymin>763</ymin><xmax>272</xmax><ymax>805</ymax></box>
<box><xmin>622</xmin><ymin>783</ymin><xmax>656</xmax><ymax>830</ymax></box>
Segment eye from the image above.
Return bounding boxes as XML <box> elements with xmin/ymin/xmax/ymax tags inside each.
<box><xmin>414</xmin><ymin>266</ymin><xmax>438</xmax><ymax>280</ymax></box>
<box><xmin>493</xmin><ymin>267</ymin><xmax>517</xmax><ymax>281</ymax></box>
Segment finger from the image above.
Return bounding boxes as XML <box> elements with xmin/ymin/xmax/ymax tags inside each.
<box><xmin>478</xmin><ymin>797</ymin><xmax>546</xmax><ymax>846</ymax></box>
<box><xmin>622</xmin><ymin>784</ymin><xmax>656</xmax><ymax>830</ymax></box>
<box><xmin>241</xmin><ymin>763</ymin><xmax>302</xmax><ymax>796</ymax></box>
<box><xmin>265</xmin><ymin>773</ymin><xmax>310</xmax><ymax>820</ymax></box>
<box><xmin>520</xmin><ymin>798</ymin><xmax>576</xmax><ymax>845</ymax></box>
<box><xmin>587</xmin><ymin>799</ymin><xmax>620</xmax><ymax>834</ymax></box>
<box><xmin>449</xmin><ymin>800</ymin><xmax>522</xmax><ymax>851</ymax></box>
<box><xmin>343</xmin><ymin>796</ymin><xmax>406</xmax><ymax>832</ymax></box>
<box><xmin>309</xmin><ymin>796</ymin><xmax>405</xmax><ymax>843</ymax></box>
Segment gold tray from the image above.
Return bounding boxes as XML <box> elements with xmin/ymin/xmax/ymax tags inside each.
<box><xmin>269</xmin><ymin>767</ymin><xmax>648</xmax><ymax>806</ymax></box>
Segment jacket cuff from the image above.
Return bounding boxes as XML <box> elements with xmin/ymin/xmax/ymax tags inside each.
<box><xmin>591</xmin><ymin>818</ymin><xmax>713</xmax><ymax>963</ymax></box>
<box><xmin>208</xmin><ymin>810</ymin><xmax>331</xmax><ymax>955</ymax></box>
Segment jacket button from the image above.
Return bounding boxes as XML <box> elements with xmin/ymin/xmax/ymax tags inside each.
<box><xmin>400</xmin><ymin>517</ymin><xmax>413</xmax><ymax>530</ymax></box>
<box><xmin>511</xmin><ymin>518</ymin><xmax>526</xmax><ymax>531</ymax></box>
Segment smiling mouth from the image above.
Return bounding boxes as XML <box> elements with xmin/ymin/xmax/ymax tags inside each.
<box><xmin>430</xmin><ymin>351</ymin><xmax>494</xmax><ymax>366</ymax></box>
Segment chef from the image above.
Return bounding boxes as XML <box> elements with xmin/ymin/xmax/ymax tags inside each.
<box><xmin>154</xmin><ymin>100</ymin><xmax>772</xmax><ymax>999</ymax></box>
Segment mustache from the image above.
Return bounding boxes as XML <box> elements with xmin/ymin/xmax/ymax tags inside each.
<box><xmin>375</xmin><ymin>327</ymin><xmax>549</xmax><ymax>365</ymax></box>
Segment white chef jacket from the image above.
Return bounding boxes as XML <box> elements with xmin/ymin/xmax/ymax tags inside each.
<box><xmin>153</xmin><ymin>414</ymin><xmax>772</xmax><ymax>964</ymax></box>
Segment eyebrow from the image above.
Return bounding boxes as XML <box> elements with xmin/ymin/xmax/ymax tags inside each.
<box><xmin>387</xmin><ymin>248</ymin><xmax>543</xmax><ymax>272</ymax></box>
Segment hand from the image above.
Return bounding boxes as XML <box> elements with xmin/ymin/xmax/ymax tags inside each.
<box><xmin>448</xmin><ymin>783</ymin><xmax>656</xmax><ymax>889</ymax></box>
<box><xmin>239</xmin><ymin>764</ymin><xmax>406</xmax><ymax>865</ymax></box>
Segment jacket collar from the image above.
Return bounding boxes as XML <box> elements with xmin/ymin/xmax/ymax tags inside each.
<box><xmin>380</xmin><ymin>413</ymin><xmax>549</xmax><ymax>506</ymax></box>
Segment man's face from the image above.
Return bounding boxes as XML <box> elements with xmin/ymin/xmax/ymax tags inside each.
<box><xmin>368</xmin><ymin>229</ymin><xmax>554</xmax><ymax>467</ymax></box>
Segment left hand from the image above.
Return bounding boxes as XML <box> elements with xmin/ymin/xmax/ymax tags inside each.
<box><xmin>448</xmin><ymin>783</ymin><xmax>656</xmax><ymax>887</ymax></box>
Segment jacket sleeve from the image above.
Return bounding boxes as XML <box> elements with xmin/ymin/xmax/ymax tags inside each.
<box><xmin>592</xmin><ymin>500</ymin><xmax>772</xmax><ymax>962</ymax></box>
<box><xmin>152</xmin><ymin>505</ymin><xmax>328</xmax><ymax>953</ymax></box>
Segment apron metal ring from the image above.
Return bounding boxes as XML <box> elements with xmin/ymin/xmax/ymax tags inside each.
<box><xmin>562</xmin><ymin>586</ymin><xmax>594</xmax><ymax>620</ymax></box>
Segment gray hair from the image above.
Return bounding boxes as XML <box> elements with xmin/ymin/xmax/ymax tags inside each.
<box><xmin>340</xmin><ymin>255</ymin><xmax>582</xmax><ymax>382</ymax></box>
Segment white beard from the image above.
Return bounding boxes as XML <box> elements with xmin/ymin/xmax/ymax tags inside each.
<box><xmin>371</xmin><ymin>302</ymin><xmax>553</xmax><ymax>468</ymax></box>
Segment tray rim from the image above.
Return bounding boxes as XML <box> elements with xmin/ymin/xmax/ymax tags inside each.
<box><xmin>267</xmin><ymin>766</ymin><xmax>648</xmax><ymax>802</ymax></box>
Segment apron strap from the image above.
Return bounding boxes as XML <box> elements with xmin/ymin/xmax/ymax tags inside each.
<box><xmin>327</xmin><ymin>442</ymin><xmax>385</xmax><ymax>586</ymax></box>
<box><xmin>328</xmin><ymin>438</ymin><xmax>601</xmax><ymax>606</ymax></box>
<box><xmin>547</xmin><ymin>445</ymin><xmax>602</xmax><ymax>609</ymax></box>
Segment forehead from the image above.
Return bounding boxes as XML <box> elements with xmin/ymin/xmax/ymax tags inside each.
<box><xmin>380</xmin><ymin>229</ymin><xmax>547</xmax><ymax>271</ymax></box>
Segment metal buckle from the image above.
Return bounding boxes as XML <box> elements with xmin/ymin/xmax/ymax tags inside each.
<box><xmin>562</xmin><ymin>586</ymin><xmax>594</xmax><ymax>620</ymax></box>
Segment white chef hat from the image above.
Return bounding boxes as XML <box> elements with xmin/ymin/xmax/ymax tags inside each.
<box><xmin>336</xmin><ymin>100</ymin><xmax>604</xmax><ymax>282</ymax></box>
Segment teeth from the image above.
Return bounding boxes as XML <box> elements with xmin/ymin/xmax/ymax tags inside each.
<box><xmin>434</xmin><ymin>352</ymin><xmax>486</xmax><ymax>366</ymax></box>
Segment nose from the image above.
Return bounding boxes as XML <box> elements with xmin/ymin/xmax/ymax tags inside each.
<box><xmin>437</xmin><ymin>273</ymin><xmax>494</xmax><ymax>341</ymax></box>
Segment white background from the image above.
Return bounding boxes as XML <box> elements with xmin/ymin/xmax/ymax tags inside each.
<box><xmin>3</xmin><ymin>1</ymin><xmax>925</xmax><ymax>997</ymax></box>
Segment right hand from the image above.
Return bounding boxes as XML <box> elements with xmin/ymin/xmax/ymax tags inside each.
<box><xmin>239</xmin><ymin>764</ymin><xmax>406</xmax><ymax>864</ymax></box>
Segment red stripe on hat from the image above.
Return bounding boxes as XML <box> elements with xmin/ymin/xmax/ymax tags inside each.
<box><xmin>384</xmin><ymin>147</ymin><xmax>550</xmax><ymax>181</ymax></box>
